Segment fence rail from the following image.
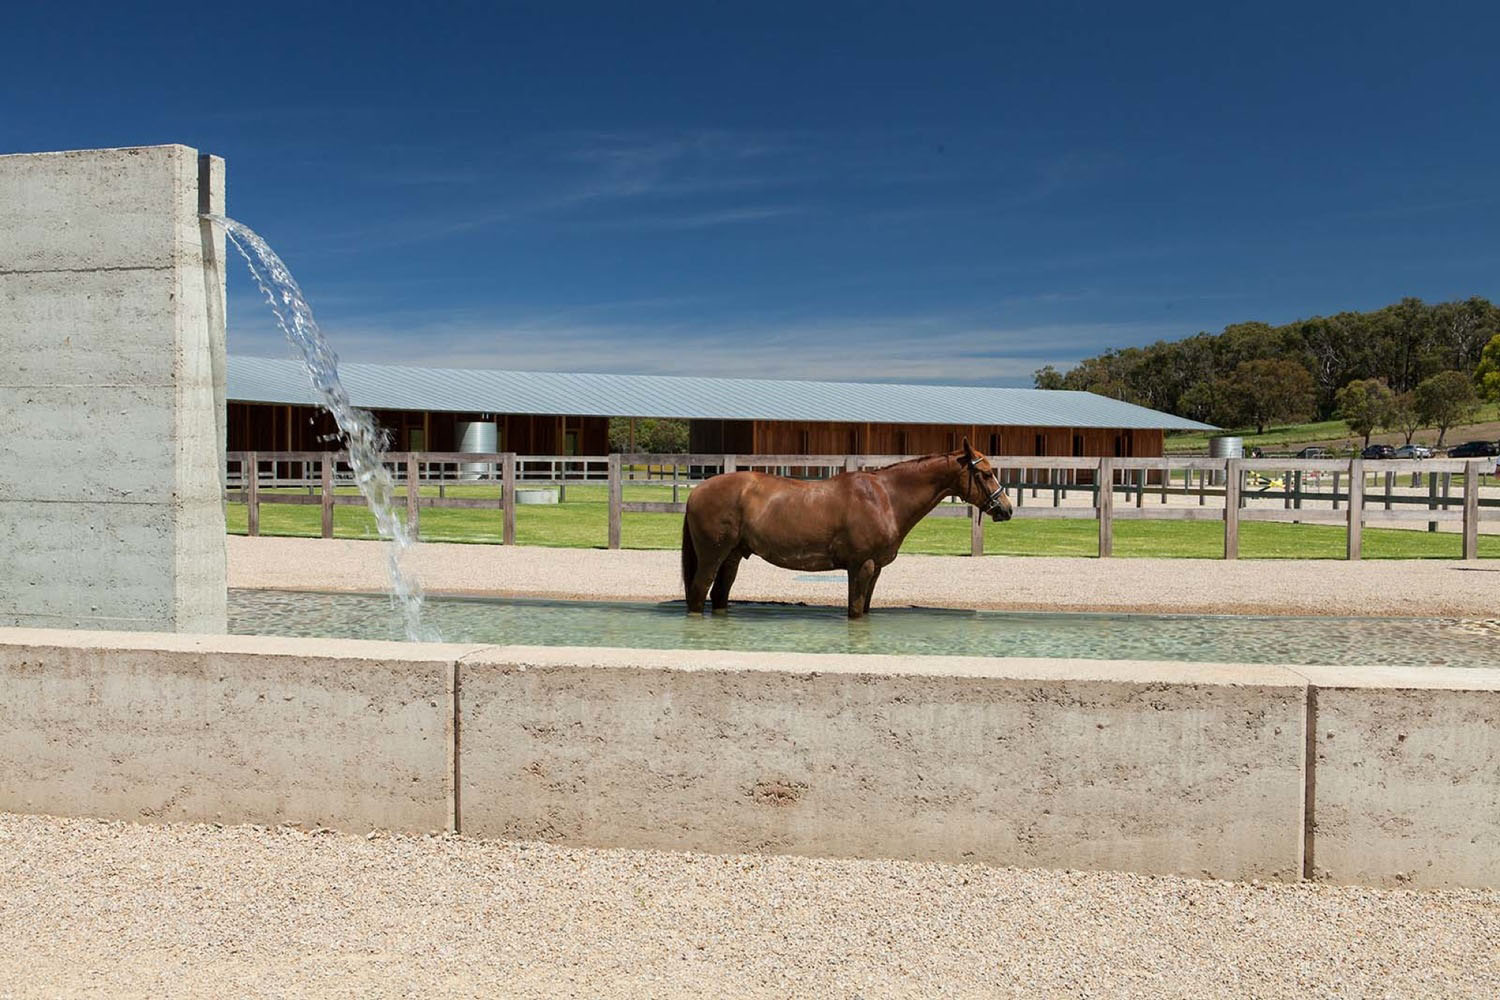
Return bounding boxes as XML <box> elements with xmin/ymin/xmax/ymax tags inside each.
<box><xmin>225</xmin><ymin>451</ymin><xmax>1499</xmax><ymax>559</ymax></box>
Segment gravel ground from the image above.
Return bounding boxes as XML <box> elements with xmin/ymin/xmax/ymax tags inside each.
<box><xmin>2</xmin><ymin>812</ymin><xmax>1497</xmax><ymax>999</ymax></box>
<box><xmin>230</xmin><ymin>536</ymin><xmax>1500</xmax><ymax>617</ymax></box>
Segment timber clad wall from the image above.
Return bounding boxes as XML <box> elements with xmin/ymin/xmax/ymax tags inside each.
<box><xmin>228</xmin><ymin>403</ymin><xmax>610</xmax><ymax>456</ymax></box>
<box><xmin>230</xmin><ymin>403</ymin><xmax>1165</xmax><ymax>459</ymax></box>
<box><xmin>695</xmin><ymin>420</ymin><xmax>1165</xmax><ymax>459</ymax></box>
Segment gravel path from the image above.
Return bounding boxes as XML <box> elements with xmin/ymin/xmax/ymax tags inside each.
<box><xmin>2</xmin><ymin>812</ymin><xmax>1496</xmax><ymax>999</ymax></box>
<box><xmin>230</xmin><ymin>536</ymin><xmax>1500</xmax><ymax>617</ymax></box>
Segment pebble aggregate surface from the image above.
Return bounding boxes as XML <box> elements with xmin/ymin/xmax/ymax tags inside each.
<box><xmin>1</xmin><ymin>813</ymin><xmax>1497</xmax><ymax>999</ymax></box>
<box><xmin>230</xmin><ymin>536</ymin><xmax>1500</xmax><ymax>617</ymax></box>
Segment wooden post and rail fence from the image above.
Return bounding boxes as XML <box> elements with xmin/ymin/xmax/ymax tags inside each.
<box><xmin>226</xmin><ymin>451</ymin><xmax>1499</xmax><ymax>560</ymax></box>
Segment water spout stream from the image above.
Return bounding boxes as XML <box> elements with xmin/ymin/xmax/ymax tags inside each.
<box><xmin>206</xmin><ymin>215</ymin><xmax>437</xmax><ymax>641</ymax></box>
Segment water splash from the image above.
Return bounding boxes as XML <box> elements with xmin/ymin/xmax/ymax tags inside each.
<box><xmin>206</xmin><ymin>215</ymin><xmax>438</xmax><ymax>642</ymax></box>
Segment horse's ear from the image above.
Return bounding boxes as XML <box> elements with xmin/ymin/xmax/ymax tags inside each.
<box><xmin>961</xmin><ymin>436</ymin><xmax>975</xmax><ymax>458</ymax></box>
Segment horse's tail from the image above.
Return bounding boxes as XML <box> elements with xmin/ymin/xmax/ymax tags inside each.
<box><xmin>681</xmin><ymin>514</ymin><xmax>697</xmax><ymax>598</ymax></box>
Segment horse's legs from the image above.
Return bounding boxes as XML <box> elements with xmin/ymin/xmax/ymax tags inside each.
<box><xmin>687</xmin><ymin>534</ymin><xmax>731</xmax><ymax>614</ymax></box>
<box><xmin>861</xmin><ymin>564</ymin><xmax>883</xmax><ymax>615</ymax></box>
<box><xmin>686</xmin><ymin>557</ymin><xmax>720</xmax><ymax>614</ymax></box>
<box><xmin>709</xmin><ymin>553</ymin><xmax>742</xmax><ymax>611</ymax></box>
<box><xmin>847</xmin><ymin>559</ymin><xmax>878</xmax><ymax>619</ymax></box>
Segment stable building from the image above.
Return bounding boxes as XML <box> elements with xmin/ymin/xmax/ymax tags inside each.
<box><xmin>226</xmin><ymin>355</ymin><xmax>1211</xmax><ymax>458</ymax></box>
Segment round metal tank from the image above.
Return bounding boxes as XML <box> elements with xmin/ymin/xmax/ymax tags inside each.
<box><xmin>1208</xmin><ymin>435</ymin><xmax>1244</xmax><ymax>459</ymax></box>
<box><xmin>1207</xmin><ymin>435</ymin><xmax>1242</xmax><ymax>485</ymax></box>
<box><xmin>457</xmin><ymin>420</ymin><xmax>498</xmax><ymax>480</ymax></box>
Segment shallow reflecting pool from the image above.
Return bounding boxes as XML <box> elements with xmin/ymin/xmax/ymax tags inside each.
<box><xmin>229</xmin><ymin>589</ymin><xmax>1500</xmax><ymax>668</ymax></box>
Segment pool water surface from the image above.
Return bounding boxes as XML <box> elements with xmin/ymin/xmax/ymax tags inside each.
<box><xmin>229</xmin><ymin>589</ymin><xmax>1500</xmax><ymax>668</ymax></box>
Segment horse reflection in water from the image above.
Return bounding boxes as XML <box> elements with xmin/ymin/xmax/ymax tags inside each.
<box><xmin>682</xmin><ymin>439</ymin><xmax>1013</xmax><ymax>619</ymax></box>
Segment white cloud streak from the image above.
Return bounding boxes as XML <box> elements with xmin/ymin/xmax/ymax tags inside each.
<box><xmin>229</xmin><ymin>304</ymin><xmax>1178</xmax><ymax>387</ymax></box>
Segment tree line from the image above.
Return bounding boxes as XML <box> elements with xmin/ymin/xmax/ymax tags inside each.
<box><xmin>1035</xmin><ymin>297</ymin><xmax>1500</xmax><ymax>435</ymax></box>
<box><xmin>607</xmin><ymin>417</ymin><xmax>689</xmax><ymax>453</ymax></box>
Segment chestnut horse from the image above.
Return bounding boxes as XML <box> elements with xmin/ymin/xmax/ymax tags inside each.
<box><xmin>681</xmin><ymin>438</ymin><xmax>1013</xmax><ymax>618</ymax></box>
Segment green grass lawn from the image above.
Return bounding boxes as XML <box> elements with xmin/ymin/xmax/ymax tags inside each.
<box><xmin>227</xmin><ymin>481</ymin><xmax>1500</xmax><ymax>559</ymax></box>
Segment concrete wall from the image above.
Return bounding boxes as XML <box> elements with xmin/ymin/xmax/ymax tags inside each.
<box><xmin>0</xmin><ymin>629</ymin><xmax>462</xmax><ymax>833</ymax></box>
<box><xmin>0</xmin><ymin>145</ymin><xmax>227</xmax><ymax>633</ymax></box>
<box><xmin>1301</xmin><ymin>665</ymin><xmax>1500</xmax><ymax>890</ymax></box>
<box><xmin>459</xmin><ymin>647</ymin><xmax>1308</xmax><ymax>881</ymax></box>
<box><xmin>2</xmin><ymin>627</ymin><xmax>1498</xmax><ymax>888</ymax></box>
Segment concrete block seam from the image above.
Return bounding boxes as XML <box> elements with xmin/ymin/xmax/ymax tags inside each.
<box><xmin>0</xmin><ymin>265</ymin><xmax>173</xmax><ymax>277</ymax></box>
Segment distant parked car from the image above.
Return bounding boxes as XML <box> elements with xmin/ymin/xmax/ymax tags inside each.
<box><xmin>1295</xmin><ymin>446</ymin><xmax>1329</xmax><ymax>459</ymax></box>
<box><xmin>1361</xmin><ymin>444</ymin><xmax>1396</xmax><ymax>460</ymax></box>
<box><xmin>1446</xmin><ymin>440</ymin><xmax>1500</xmax><ymax>458</ymax></box>
<box><xmin>1393</xmin><ymin>443</ymin><xmax>1432</xmax><ymax>459</ymax></box>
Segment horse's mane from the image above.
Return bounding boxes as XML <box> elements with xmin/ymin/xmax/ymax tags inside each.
<box><xmin>863</xmin><ymin>452</ymin><xmax>955</xmax><ymax>474</ymax></box>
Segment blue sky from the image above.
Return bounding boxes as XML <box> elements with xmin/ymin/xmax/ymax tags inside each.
<box><xmin>6</xmin><ymin>2</ymin><xmax>1500</xmax><ymax>385</ymax></box>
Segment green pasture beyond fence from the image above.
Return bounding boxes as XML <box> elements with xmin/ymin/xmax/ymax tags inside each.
<box><xmin>225</xmin><ymin>452</ymin><xmax>1500</xmax><ymax>560</ymax></box>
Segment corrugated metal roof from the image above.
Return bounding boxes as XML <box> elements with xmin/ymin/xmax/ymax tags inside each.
<box><xmin>227</xmin><ymin>355</ymin><xmax>1215</xmax><ymax>431</ymax></box>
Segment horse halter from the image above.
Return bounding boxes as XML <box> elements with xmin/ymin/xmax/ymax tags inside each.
<box><xmin>962</xmin><ymin>456</ymin><xmax>1008</xmax><ymax>515</ymax></box>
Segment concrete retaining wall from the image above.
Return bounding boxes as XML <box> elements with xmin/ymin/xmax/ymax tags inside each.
<box><xmin>1301</xmin><ymin>665</ymin><xmax>1500</xmax><ymax>890</ymax></box>
<box><xmin>459</xmin><ymin>648</ymin><xmax>1307</xmax><ymax>881</ymax></box>
<box><xmin>0</xmin><ymin>629</ymin><xmax>462</xmax><ymax>833</ymax></box>
<box><xmin>1</xmin><ymin>627</ymin><xmax>1497</xmax><ymax>888</ymax></box>
<box><xmin>0</xmin><ymin>145</ymin><xmax>227</xmax><ymax>633</ymax></box>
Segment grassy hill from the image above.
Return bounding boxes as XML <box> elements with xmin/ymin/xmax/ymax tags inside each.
<box><xmin>1167</xmin><ymin>403</ymin><xmax>1500</xmax><ymax>455</ymax></box>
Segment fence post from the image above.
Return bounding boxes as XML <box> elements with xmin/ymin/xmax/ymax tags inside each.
<box><xmin>607</xmin><ymin>453</ymin><xmax>622</xmax><ymax>550</ymax></box>
<box><xmin>502</xmin><ymin>452</ymin><xmax>516</xmax><ymax>546</ymax></box>
<box><xmin>1428</xmin><ymin>471</ymin><xmax>1439</xmax><ymax>532</ymax></box>
<box><xmin>845</xmin><ymin>455</ymin><xmax>857</xmax><ymax>473</ymax></box>
<box><xmin>1097</xmin><ymin>457</ymin><xmax>1113</xmax><ymax>558</ymax></box>
<box><xmin>405</xmin><ymin>454</ymin><xmax>419</xmax><ymax>540</ymax></box>
<box><xmin>1463</xmin><ymin>461</ymin><xmax>1480</xmax><ymax>560</ymax></box>
<box><xmin>1223</xmin><ymin>458</ymin><xmax>1240</xmax><ymax>559</ymax></box>
<box><xmin>1384</xmin><ymin>470</ymin><xmax>1394</xmax><ymax>511</ymax></box>
<box><xmin>246</xmin><ymin>451</ymin><xmax>260</xmax><ymax>537</ymax></box>
<box><xmin>1346</xmin><ymin>459</ymin><xmax>1364</xmax><ymax>560</ymax></box>
<box><xmin>723</xmin><ymin>454</ymin><xmax>737</xmax><ymax>475</ymax></box>
<box><xmin>970</xmin><ymin>503</ymin><xmax>984</xmax><ymax>557</ymax></box>
<box><xmin>320</xmin><ymin>453</ymin><xmax>334</xmax><ymax>539</ymax></box>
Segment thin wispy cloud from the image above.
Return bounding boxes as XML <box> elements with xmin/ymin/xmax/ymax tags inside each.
<box><xmin>293</xmin><ymin>123</ymin><xmax>1138</xmax><ymax>260</ymax></box>
<box><xmin>308</xmin><ymin>128</ymin><xmax>814</xmax><ymax>251</ymax></box>
<box><xmin>588</xmin><ymin>204</ymin><xmax>810</xmax><ymax>230</ymax></box>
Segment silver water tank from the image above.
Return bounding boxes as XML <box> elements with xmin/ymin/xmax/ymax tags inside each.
<box><xmin>1208</xmin><ymin>435</ymin><xmax>1243</xmax><ymax>485</ymax></box>
<box><xmin>1208</xmin><ymin>435</ymin><xmax>1244</xmax><ymax>459</ymax></box>
<box><xmin>457</xmin><ymin>420</ymin><xmax>498</xmax><ymax>479</ymax></box>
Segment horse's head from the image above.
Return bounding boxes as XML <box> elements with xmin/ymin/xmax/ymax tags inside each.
<box><xmin>954</xmin><ymin>438</ymin><xmax>1013</xmax><ymax>522</ymax></box>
